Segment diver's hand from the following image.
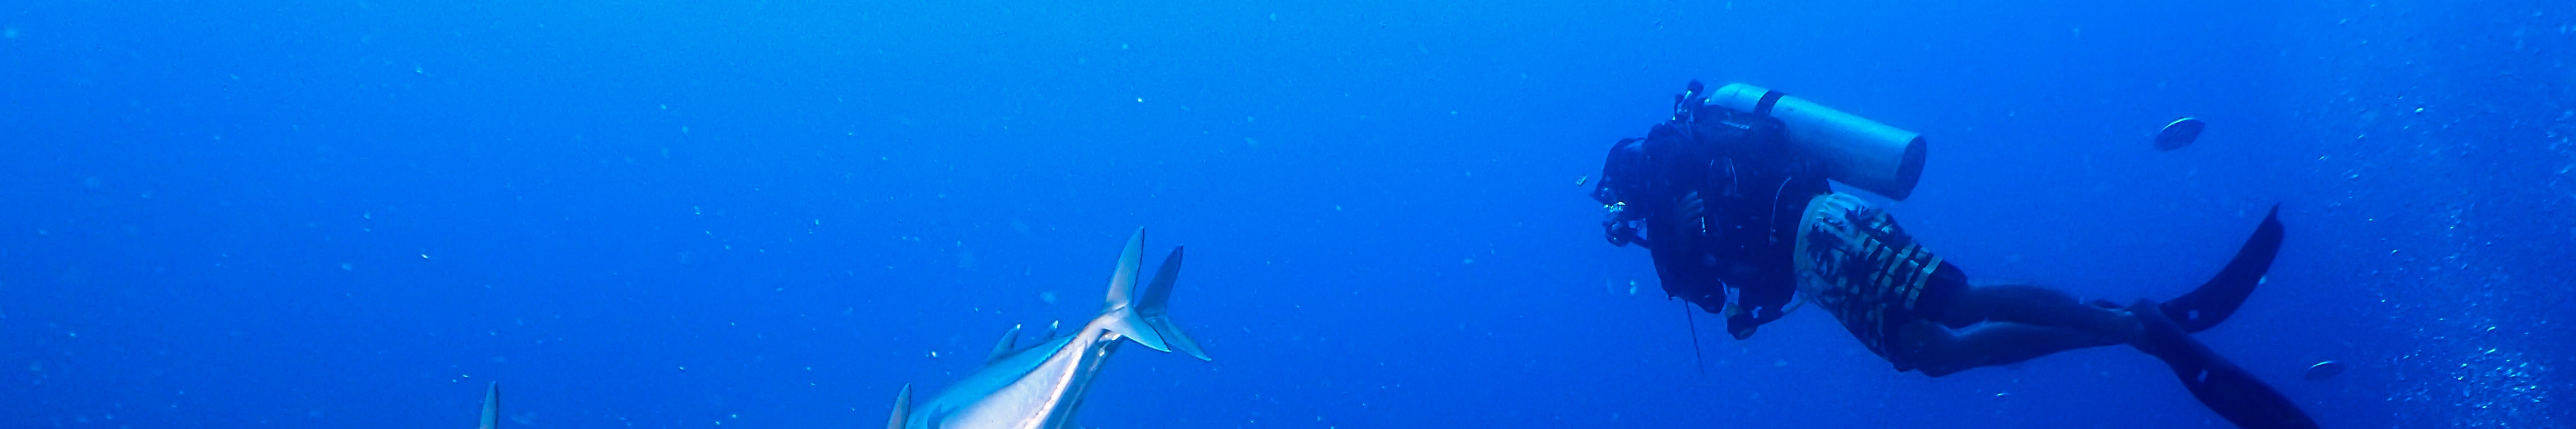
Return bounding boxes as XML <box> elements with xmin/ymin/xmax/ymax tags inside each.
<box><xmin>1725</xmin><ymin>306</ymin><xmax>1760</xmax><ymax>340</ymax></box>
<box><xmin>1603</xmin><ymin>221</ymin><xmax>1642</xmax><ymax>247</ymax></box>
<box><xmin>1602</xmin><ymin>203</ymin><xmax>1647</xmax><ymax>247</ymax></box>
<box><xmin>1597</xmin><ymin>204</ymin><xmax>1638</xmax><ymax>247</ymax></box>
<box><xmin>1673</xmin><ymin>191</ymin><xmax>1708</xmax><ymax>233</ymax></box>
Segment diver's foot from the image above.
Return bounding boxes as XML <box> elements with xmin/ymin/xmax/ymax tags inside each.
<box><xmin>2158</xmin><ymin>205</ymin><xmax>2285</xmax><ymax>333</ymax></box>
<box><xmin>1891</xmin><ymin>321</ymin><xmax>1969</xmax><ymax>377</ymax></box>
<box><xmin>2125</xmin><ymin>299</ymin><xmax>2189</xmax><ymax>358</ymax></box>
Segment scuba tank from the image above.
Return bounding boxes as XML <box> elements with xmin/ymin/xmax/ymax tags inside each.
<box><xmin>1701</xmin><ymin>83</ymin><xmax>1928</xmax><ymax>201</ymax></box>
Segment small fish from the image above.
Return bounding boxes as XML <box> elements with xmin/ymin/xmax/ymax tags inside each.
<box><xmin>1575</xmin><ymin>175</ymin><xmax>1589</xmax><ymax>186</ymax></box>
<box><xmin>2302</xmin><ymin>360</ymin><xmax>2345</xmax><ymax>381</ymax></box>
<box><xmin>2154</xmin><ymin>117</ymin><xmax>2205</xmax><ymax>151</ymax></box>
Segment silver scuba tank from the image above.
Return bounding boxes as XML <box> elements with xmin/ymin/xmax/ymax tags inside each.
<box><xmin>1702</xmin><ymin>83</ymin><xmax>1926</xmax><ymax>201</ymax></box>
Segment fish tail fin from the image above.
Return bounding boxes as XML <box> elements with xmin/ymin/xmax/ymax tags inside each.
<box><xmin>1098</xmin><ymin>229</ymin><xmax>1210</xmax><ymax>360</ymax></box>
<box><xmin>886</xmin><ymin>384</ymin><xmax>911</xmax><ymax>429</ymax></box>
<box><xmin>1135</xmin><ymin>246</ymin><xmax>1209</xmax><ymax>360</ymax></box>
<box><xmin>1101</xmin><ymin>228</ymin><xmax>1147</xmax><ymax>314</ymax></box>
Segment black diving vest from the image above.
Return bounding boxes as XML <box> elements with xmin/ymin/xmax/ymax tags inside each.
<box><xmin>1642</xmin><ymin>104</ymin><xmax>1831</xmax><ymax>330</ymax></box>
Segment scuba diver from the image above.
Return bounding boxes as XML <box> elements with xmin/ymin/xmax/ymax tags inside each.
<box><xmin>1591</xmin><ymin>80</ymin><xmax>2318</xmax><ymax>429</ymax></box>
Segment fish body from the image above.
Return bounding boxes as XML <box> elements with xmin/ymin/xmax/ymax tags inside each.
<box><xmin>890</xmin><ymin>229</ymin><xmax>1209</xmax><ymax>429</ymax></box>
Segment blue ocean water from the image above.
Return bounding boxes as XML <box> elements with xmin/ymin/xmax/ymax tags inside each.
<box><xmin>3</xmin><ymin>0</ymin><xmax>2569</xmax><ymax>427</ymax></box>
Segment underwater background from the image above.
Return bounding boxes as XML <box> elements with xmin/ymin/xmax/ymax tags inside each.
<box><xmin>3</xmin><ymin>0</ymin><xmax>2570</xmax><ymax>427</ymax></box>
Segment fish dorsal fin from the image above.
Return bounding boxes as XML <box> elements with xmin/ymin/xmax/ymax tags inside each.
<box><xmin>886</xmin><ymin>384</ymin><xmax>911</xmax><ymax>429</ymax></box>
<box><xmin>984</xmin><ymin>324</ymin><xmax>1022</xmax><ymax>364</ymax></box>
<box><xmin>478</xmin><ymin>382</ymin><xmax>499</xmax><ymax>429</ymax></box>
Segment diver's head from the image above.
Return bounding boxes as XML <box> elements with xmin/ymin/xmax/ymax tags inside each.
<box><xmin>1592</xmin><ymin>137</ymin><xmax>1651</xmax><ymax>208</ymax></box>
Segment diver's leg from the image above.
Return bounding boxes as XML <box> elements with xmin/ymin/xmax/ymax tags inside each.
<box><xmin>1896</xmin><ymin>320</ymin><xmax>2130</xmax><ymax>377</ymax></box>
<box><xmin>1936</xmin><ymin>284</ymin><xmax>2144</xmax><ymax>342</ymax></box>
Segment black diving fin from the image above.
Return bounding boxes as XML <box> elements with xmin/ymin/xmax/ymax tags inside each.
<box><xmin>2130</xmin><ymin>301</ymin><xmax>2318</xmax><ymax>429</ymax></box>
<box><xmin>2159</xmin><ymin>204</ymin><xmax>2285</xmax><ymax>333</ymax></box>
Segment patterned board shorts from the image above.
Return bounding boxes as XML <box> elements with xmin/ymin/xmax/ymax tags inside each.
<box><xmin>1792</xmin><ymin>193</ymin><xmax>1953</xmax><ymax>359</ymax></box>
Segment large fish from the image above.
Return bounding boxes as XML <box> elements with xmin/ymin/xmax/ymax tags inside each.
<box><xmin>888</xmin><ymin>228</ymin><xmax>1211</xmax><ymax>429</ymax></box>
